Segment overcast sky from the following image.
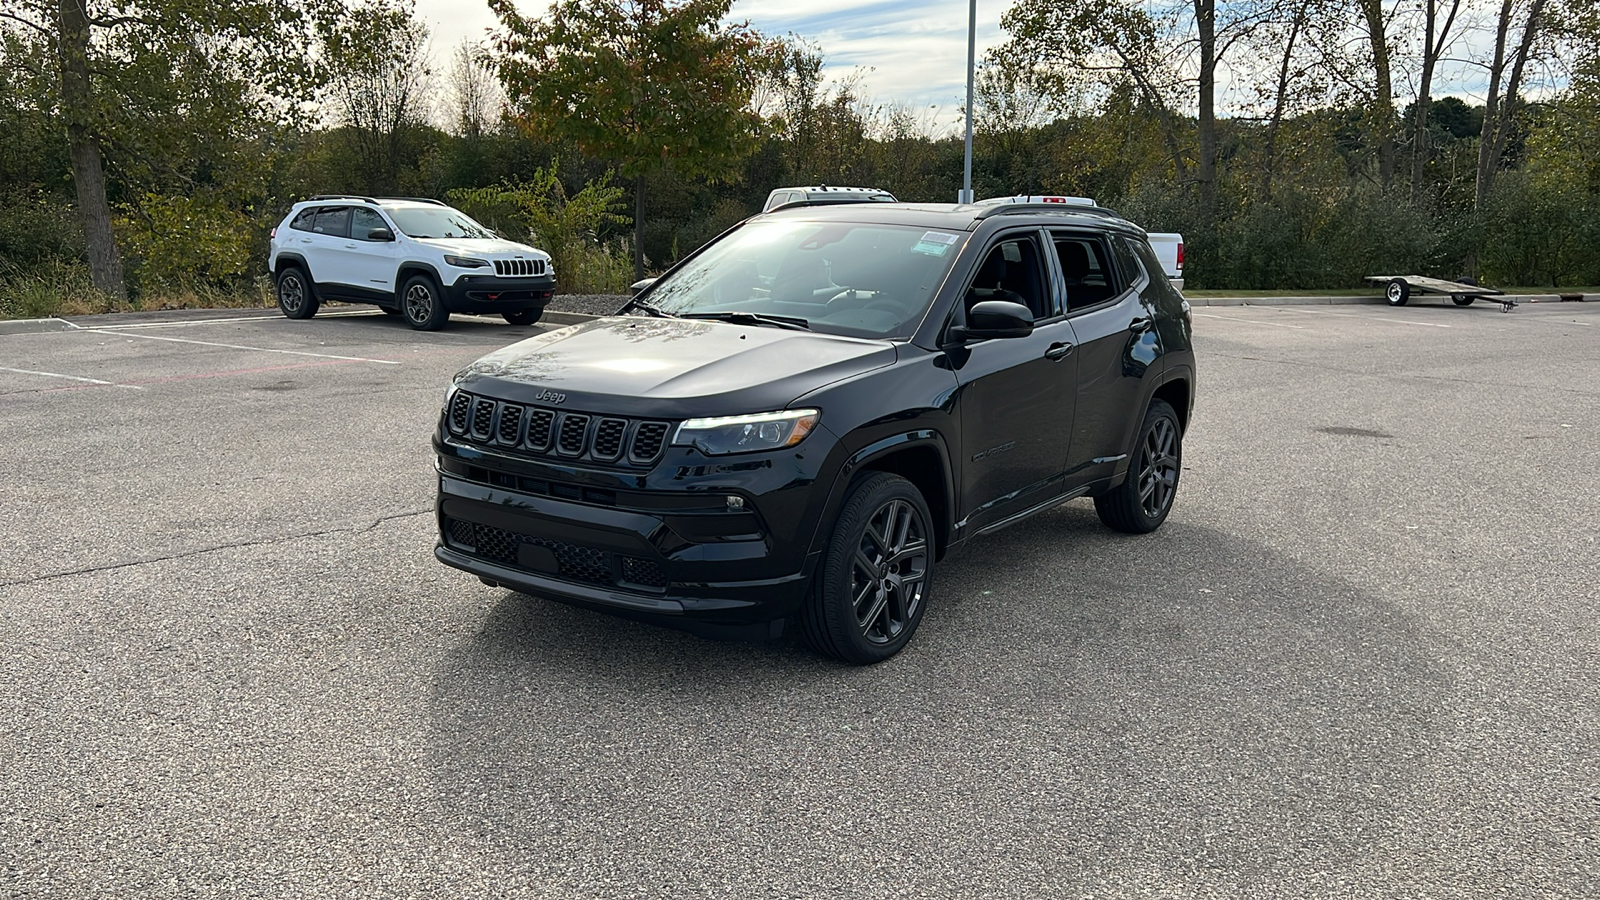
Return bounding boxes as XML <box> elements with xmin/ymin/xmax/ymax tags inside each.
<box><xmin>414</xmin><ymin>0</ymin><xmax>1015</xmax><ymax>131</ymax></box>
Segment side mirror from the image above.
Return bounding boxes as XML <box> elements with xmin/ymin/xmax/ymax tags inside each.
<box><xmin>947</xmin><ymin>299</ymin><xmax>1034</xmax><ymax>344</ymax></box>
<box><xmin>630</xmin><ymin>277</ymin><xmax>658</xmax><ymax>297</ymax></box>
<box><xmin>367</xmin><ymin>227</ymin><xmax>394</xmax><ymax>242</ymax></box>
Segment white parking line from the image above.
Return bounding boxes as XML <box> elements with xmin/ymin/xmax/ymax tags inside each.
<box><xmin>1194</xmin><ymin>313</ymin><xmax>1305</xmax><ymax>329</ymax></box>
<box><xmin>85</xmin><ymin>309</ymin><xmax>380</xmax><ymax>330</ymax></box>
<box><xmin>1274</xmin><ymin>307</ymin><xmax>1451</xmax><ymax>328</ymax></box>
<box><xmin>86</xmin><ymin>330</ymin><xmax>401</xmax><ymax>364</ymax></box>
<box><xmin>0</xmin><ymin>365</ymin><xmax>143</xmax><ymax>389</ymax></box>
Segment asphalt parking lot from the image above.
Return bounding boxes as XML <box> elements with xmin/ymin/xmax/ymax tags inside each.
<box><xmin>2</xmin><ymin>300</ymin><xmax>1596</xmax><ymax>898</ymax></box>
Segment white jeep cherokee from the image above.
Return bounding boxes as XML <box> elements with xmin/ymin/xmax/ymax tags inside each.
<box><xmin>268</xmin><ymin>196</ymin><xmax>556</xmax><ymax>330</ymax></box>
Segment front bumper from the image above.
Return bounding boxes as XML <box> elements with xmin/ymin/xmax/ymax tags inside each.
<box><xmin>442</xmin><ymin>273</ymin><xmax>558</xmax><ymax>313</ymax></box>
<box><xmin>432</xmin><ymin>438</ymin><xmax>832</xmax><ymax>630</ymax></box>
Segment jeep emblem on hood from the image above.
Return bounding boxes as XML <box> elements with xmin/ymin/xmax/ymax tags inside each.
<box><xmin>531</xmin><ymin>388</ymin><xmax>566</xmax><ymax>405</ymax></box>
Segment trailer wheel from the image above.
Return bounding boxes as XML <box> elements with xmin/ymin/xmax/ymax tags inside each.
<box><xmin>1452</xmin><ymin>295</ymin><xmax>1475</xmax><ymax>307</ymax></box>
<box><xmin>1386</xmin><ymin>278</ymin><xmax>1410</xmax><ymax>306</ymax></box>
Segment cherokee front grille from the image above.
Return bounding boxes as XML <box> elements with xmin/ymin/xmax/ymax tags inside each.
<box><xmin>445</xmin><ymin>517</ymin><xmax>669</xmax><ymax>591</ymax></box>
<box><xmin>492</xmin><ymin>258</ymin><xmax>546</xmax><ymax>277</ymax></box>
<box><xmin>445</xmin><ymin>390</ymin><xmax>671</xmax><ymax>467</ymax></box>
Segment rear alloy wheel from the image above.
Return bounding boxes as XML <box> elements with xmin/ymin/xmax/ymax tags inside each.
<box><xmin>1385</xmin><ymin>278</ymin><xmax>1410</xmax><ymax>306</ymax></box>
<box><xmin>802</xmin><ymin>472</ymin><xmax>933</xmax><ymax>664</ymax></box>
<box><xmin>1094</xmin><ymin>399</ymin><xmax>1182</xmax><ymax>534</ymax></box>
<box><xmin>502</xmin><ymin>308</ymin><xmax>544</xmax><ymax>326</ymax></box>
<box><xmin>275</xmin><ymin>267</ymin><xmax>318</xmax><ymax>319</ymax></box>
<box><xmin>401</xmin><ymin>274</ymin><xmax>449</xmax><ymax>330</ymax></box>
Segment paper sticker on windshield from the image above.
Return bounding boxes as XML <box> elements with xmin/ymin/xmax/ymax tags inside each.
<box><xmin>912</xmin><ymin>231</ymin><xmax>959</xmax><ymax>257</ymax></box>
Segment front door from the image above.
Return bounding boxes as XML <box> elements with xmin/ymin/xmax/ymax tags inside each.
<box><xmin>343</xmin><ymin>206</ymin><xmax>399</xmax><ymax>299</ymax></box>
<box><xmin>948</xmin><ymin>229</ymin><xmax>1078</xmax><ymax>534</ymax></box>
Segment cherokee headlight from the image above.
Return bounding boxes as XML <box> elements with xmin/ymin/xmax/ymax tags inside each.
<box><xmin>673</xmin><ymin>409</ymin><xmax>820</xmax><ymax>455</ymax></box>
<box><xmin>443</xmin><ymin>255</ymin><xmax>489</xmax><ymax>268</ymax></box>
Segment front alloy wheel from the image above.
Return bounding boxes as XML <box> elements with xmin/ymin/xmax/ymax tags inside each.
<box><xmin>401</xmin><ymin>274</ymin><xmax>449</xmax><ymax>330</ymax></box>
<box><xmin>803</xmin><ymin>472</ymin><xmax>934</xmax><ymax>664</ymax></box>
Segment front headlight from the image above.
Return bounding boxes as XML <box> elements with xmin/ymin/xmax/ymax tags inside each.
<box><xmin>444</xmin><ymin>255</ymin><xmax>489</xmax><ymax>268</ymax></box>
<box><xmin>673</xmin><ymin>409</ymin><xmax>820</xmax><ymax>455</ymax></box>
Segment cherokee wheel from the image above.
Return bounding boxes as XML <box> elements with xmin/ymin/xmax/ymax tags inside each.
<box><xmin>802</xmin><ymin>472</ymin><xmax>933</xmax><ymax>664</ymax></box>
<box><xmin>1094</xmin><ymin>398</ymin><xmax>1182</xmax><ymax>534</ymax></box>
<box><xmin>275</xmin><ymin>267</ymin><xmax>318</xmax><ymax>319</ymax></box>
<box><xmin>402</xmin><ymin>274</ymin><xmax>449</xmax><ymax>330</ymax></box>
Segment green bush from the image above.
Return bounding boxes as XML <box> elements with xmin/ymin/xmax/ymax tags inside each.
<box><xmin>448</xmin><ymin>168</ymin><xmax>633</xmax><ymax>294</ymax></box>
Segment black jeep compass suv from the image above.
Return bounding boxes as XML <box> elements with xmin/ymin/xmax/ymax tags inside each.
<box><xmin>433</xmin><ymin>199</ymin><xmax>1195</xmax><ymax>663</ymax></box>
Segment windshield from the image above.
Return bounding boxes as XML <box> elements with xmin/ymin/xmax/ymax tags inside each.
<box><xmin>385</xmin><ymin>206</ymin><xmax>497</xmax><ymax>240</ymax></box>
<box><xmin>643</xmin><ymin>220</ymin><xmax>966</xmax><ymax>340</ymax></box>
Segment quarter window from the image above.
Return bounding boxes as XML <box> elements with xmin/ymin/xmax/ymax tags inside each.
<box><xmin>289</xmin><ymin>208</ymin><xmax>317</xmax><ymax>232</ymax></box>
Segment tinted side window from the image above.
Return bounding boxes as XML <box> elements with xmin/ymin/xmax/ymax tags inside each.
<box><xmin>289</xmin><ymin>208</ymin><xmax>317</xmax><ymax>232</ymax></box>
<box><xmin>1111</xmin><ymin>236</ymin><xmax>1149</xmax><ymax>290</ymax></box>
<box><xmin>966</xmin><ymin>233</ymin><xmax>1052</xmax><ymax>320</ymax></box>
<box><xmin>351</xmin><ymin>207</ymin><xmax>388</xmax><ymax>241</ymax></box>
<box><xmin>311</xmin><ymin>207</ymin><xmax>351</xmax><ymax>237</ymax></box>
<box><xmin>1052</xmin><ymin>233</ymin><xmax>1117</xmax><ymax>312</ymax></box>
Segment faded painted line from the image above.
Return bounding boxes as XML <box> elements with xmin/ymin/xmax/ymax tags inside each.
<box><xmin>122</xmin><ymin>358</ymin><xmax>358</xmax><ymax>386</ymax></box>
<box><xmin>1193</xmin><ymin>313</ymin><xmax>1305</xmax><ymax>329</ymax></box>
<box><xmin>0</xmin><ymin>365</ymin><xmax>143</xmax><ymax>389</ymax></box>
<box><xmin>1273</xmin><ymin>307</ymin><xmax>1452</xmax><ymax>328</ymax></box>
<box><xmin>88</xmin><ymin>309</ymin><xmax>380</xmax><ymax>330</ymax></box>
<box><xmin>86</xmin><ymin>329</ymin><xmax>402</xmax><ymax>363</ymax></box>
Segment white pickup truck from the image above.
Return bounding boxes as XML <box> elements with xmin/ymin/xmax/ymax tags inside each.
<box><xmin>1147</xmin><ymin>233</ymin><xmax>1184</xmax><ymax>292</ymax></box>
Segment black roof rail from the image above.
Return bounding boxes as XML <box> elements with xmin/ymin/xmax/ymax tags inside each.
<box><xmin>310</xmin><ymin>194</ymin><xmax>378</xmax><ymax>203</ymax></box>
<box><xmin>971</xmin><ymin>201</ymin><xmax>1127</xmax><ymax>221</ymax></box>
<box><xmin>374</xmin><ymin>196</ymin><xmax>448</xmax><ymax>206</ymax></box>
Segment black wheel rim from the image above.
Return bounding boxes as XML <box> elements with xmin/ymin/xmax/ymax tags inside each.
<box><xmin>405</xmin><ymin>283</ymin><xmax>433</xmax><ymax>322</ymax></box>
<box><xmin>279</xmin><ymin>275</ymin><xmax>303</xmax><ymax>313</ymax></box>
<box><xmin>849</xmin><ymin>498</ymin><xmax>928</xmax><ymax>645</ymax></box>
<box><xmin>1137</xmin><ymin>417</ymin><xmax>1180</xmax><ymax>518</ymax></box>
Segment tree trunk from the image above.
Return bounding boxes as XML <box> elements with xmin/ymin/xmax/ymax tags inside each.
<box><xmin>1194</xmin><ymin>0</ymin><xmax>1217</xmax><ymax>215</ymax></box>
<box><xmin>633</xmin><ymin>174</ymin><xmax>645</xmax><ymax>282</ymax></box>
<box><xmin>57</xmin><ymin>0</ymin><xmax>127</xmax><ymax>299</ymax></box>
<box><xmin>1358</xmin><ymin>0</ymin><xmax>1395</xmax><ymax>189</ymax></box>
<box><xmin>1261</xmin><ymin>4</ymin><xmax>1306</xmax><ymax>199</ymax></box>
<box><xmin>1411</xmin><ymin>0</ymin><xmax>1461</xmax><ymax>203</ymax></box>
<box><xmin>1475</xmin><ymin>0</ymin><xmax>1549</xmax><ymax>208</ymax></box>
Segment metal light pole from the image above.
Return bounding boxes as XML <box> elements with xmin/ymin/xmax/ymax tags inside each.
<box><xmin>959</xmin><ymin>0</ymin><xmax>976</xmax><ymax>204</ymax></box>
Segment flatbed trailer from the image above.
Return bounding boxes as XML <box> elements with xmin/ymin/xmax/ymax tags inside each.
<box><xmin>1365</xmin><ymin>275</ymin><xmax>1516</xmax><ymax>312</ymax></box>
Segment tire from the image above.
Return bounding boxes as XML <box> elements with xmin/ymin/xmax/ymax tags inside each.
<box><xmin>401</xmin><ymin>274</ymin><xmax>449</xmax><ymax>330</ymax></box>
<box><xmin>1094</xmin><ymin>399</ymin><xmax>1182</xmax><ymax>534</ymax></box>
<box><xmin>1452</xmin><ymin>295</ymin><xmax>1475</xmax><ymax>307</ymax></box>
<box><xmin>275</xmin><ymin>267</ymin><xmax>318</xmax><ymax>319</ymax></box>
<box><xmin>801</xmin><ymin>472</ymin><xmax>934</xmax><ymax>664</ymax></box>
<box><xmin>502</xmin><ymin>308</ymin><xmax>544</xmax><ymax>326</ymax></box>
<box><xmin>1385</xmin><ymin>278</ymin><xmax>1410</xmax><ymax>306</ymax></box>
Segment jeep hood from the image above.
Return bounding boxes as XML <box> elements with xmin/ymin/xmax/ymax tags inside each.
<box><xmin>454</xmin><ymin>317</ymin><xmax>898</xmax><ymax>418</ymax></box>
<box><xmin>413</xmin><ymin>236</ymin><xmax>548</xmax><ymax>259</ymax></box>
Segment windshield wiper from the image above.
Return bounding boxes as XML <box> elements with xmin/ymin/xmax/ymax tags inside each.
<box><xmin>617</xmin><ymin>298</ymin><xmax>674</xmax><ymax>318</ymax></box>
<box><xmin>681</xmin><ymin>311</ymin><xmax>811</xmax><ymax>331</ymax></box>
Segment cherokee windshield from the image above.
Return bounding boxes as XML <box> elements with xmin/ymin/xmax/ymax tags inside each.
<box><xmin>645</xmin><ymin>220</ymin><xmax>968</xmax><ymax>340</ymax></box>
<box><xmin>385</xmin><ymin>206</ymin><xmax>497</xmax><ymax>240</ymax></box>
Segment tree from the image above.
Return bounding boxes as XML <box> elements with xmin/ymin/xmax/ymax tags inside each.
<box><xmin>1476</xmin><ymin>0</ymin><xmax>1554</xmax><ymax>208</ymax></box>
<box><xmin>0</xmin><ymin>0</ymin><xmax>332</xmax><ymax>299</ymax></box>
<box><xmin>318</xmin><ymin>0</ymin><xmax>433</xmax><ymax>195</ymax></box>
<box><xmin>489</xmin><ymin>0</ymin><xmax>769</xmax><ymax>280</ymax></box>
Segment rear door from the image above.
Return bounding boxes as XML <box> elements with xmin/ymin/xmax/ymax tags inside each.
<box><xmin>302</xmin><ymin>206</ymin><xmax>354</xmax><ymax>290</ymax></box>
<box><xmin>948</xmin><ymin>228</ymin><xmax>1079</xmax><ymax>533</ymax></box>
<box><xmin>1053</xmin><ymin>229</ymin><xmax>1161</xmax><ymax>490</ymax></box>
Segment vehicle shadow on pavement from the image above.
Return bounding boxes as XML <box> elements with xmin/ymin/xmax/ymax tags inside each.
<box><xmin>424</xmin><ymin>501</ymin><xmax>1451</xmax><ymax>893</ymax></box>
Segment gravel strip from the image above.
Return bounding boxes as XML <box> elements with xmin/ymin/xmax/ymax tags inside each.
<box><xmin>546</xmin><ymin>293</ymin><xmax>628</xmax><ymax>317</ymax></box>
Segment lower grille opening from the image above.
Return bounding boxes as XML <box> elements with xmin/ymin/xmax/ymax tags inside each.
<box><xmin>445</xmin><ymin>518</ymin><xmax>668</xmax><ymax>591</ymax></box>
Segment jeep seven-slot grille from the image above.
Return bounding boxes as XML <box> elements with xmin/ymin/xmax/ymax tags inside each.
<box><xmin>445</xmin><ymin>390</ymin><xmax>671</xmax><ymax>467</ymax></box>
<box><xmin>445</xmin><ymin>517</ymin><xmax>668</xmax><ymax>590</ymax></box>
<box><xmin>493</xmin><ymin>258</ymin><xmax>546</xmax><ymax>277</ymax></box>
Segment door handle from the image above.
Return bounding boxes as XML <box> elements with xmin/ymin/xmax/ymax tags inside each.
<box><xmin>343</xmin><ymin>243</ymin><xmax>357</xmax><ymax>249</ymax></box>
<box><xmin>1128</xmin><ymin>316</ymin><xmax>1152</xmax><ymax>333</ymax></box>
<box><xmin>1045</xmin><ymin>342</ymin><xmax>1074</xmax><ymax>361</ymax></box>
